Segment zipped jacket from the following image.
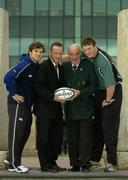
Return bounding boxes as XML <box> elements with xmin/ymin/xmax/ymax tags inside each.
<box><xmin>4</xmin><ymin>54</ymin><xmax>38</xmax><ymax>108</ymax></box>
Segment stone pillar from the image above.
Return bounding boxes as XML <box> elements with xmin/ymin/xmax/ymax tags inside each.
<box><xmin>117</xmin><ymin>9</ymin><xmax>128</xmax><ymax>169</ymax></box>
<box><xmin>0</xmin><ymin>8</ymin><xmax>9</xmax><ymax>168</ymax></box>
<box><xmin>0</xmin><ymin>8</ymin><xmax>37</xmax><ymax>169</ymax></box>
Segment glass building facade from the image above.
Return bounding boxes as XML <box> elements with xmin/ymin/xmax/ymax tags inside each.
<box><xmin>0</xmin><ymin>0</ymin><xmax>128</xmax><ymax>66</ymax></box>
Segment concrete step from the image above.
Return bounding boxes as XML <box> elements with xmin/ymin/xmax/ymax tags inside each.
<box><xmin>0</xmin><ymin>169</ymin><xmax>128</xmax><ymax>180</ymax></box>
<box><xmin>1</xmin><ymin>156</ymin><xmax>128</xmax><ymax>179</ymax></box>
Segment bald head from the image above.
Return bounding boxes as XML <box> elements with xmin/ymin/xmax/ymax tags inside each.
<box><xmin>68</xmin><ymin>43</ymin><xmax>81</xmax><ymax>65</ymax></box>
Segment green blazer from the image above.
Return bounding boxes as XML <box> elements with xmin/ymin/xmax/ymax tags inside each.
<box><xmin>62</xmin><ymin>59</ymin><xmax>98</xmax><ymax>120</ymax></box>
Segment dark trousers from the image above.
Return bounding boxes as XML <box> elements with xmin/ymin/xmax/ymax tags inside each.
<box><xmin>36</xmin><ymin>116</ymin><xmax>63</xmax><ymax>169</ymax></box>
<box><xmin>91</xmin><ymin>84</ymin><xmax>122</xmax><ymax>165</ymax></box>
<box><xmin>90</xmin><ymin>101</ymin><xmax>104</xmax><ymax>162</ymax></box>
<box><xmin>7</xmin><ymin>103</ymin><xmax>32</xmax><ymax>166</ymax></box>
<box><xmin>67</xmin><ymin>118</ymin><xmax>93</xmax><ymax>167</ymax></box>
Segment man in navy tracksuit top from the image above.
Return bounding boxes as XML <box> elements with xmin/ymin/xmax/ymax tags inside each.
<box><xmin>3</xmin><ymin>41</ymin><xmax>45</xmax><ymax>173</ymax></box>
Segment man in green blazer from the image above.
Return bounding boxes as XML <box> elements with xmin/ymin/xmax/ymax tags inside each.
<box><xmin>62</xmin><ymin>44</ymin><xmax>98</xmax><ymax>172</ymax></box>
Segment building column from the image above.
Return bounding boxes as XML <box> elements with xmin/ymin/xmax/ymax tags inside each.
<box><xmin>0</xmin><ymin>8</ymin><xmax>9</xmax><ymax>169</ymax></box>
<box><xmin>117</xmin><ymin>9</ymin><xmax>128</xmax><ymax>169</ymax></box>
<box><xmin>0</xmin><ymin>8</ymin><xmax>37</xmax><ymax>169</ymax></box>
<box><xmin>75</xmin><ymin>0</ymin><xmax>81</xmax><ymax>44</ymax></box>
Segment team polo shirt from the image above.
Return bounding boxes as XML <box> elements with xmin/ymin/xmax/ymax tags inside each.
<box><xmin>90</xmin><ymin>51</ymin><xmax>116</xmax><ymax>90</ymax></box>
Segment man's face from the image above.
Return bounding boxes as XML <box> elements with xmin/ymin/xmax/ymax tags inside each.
<box><xmin>82</xmin><ymin>44</ymin><xmax>97</xmax><ymax>58</ymax></box>
<box><xmin>29</xmin><ymin>48</ymin><xmax>44</xmax><ymax>62</ymax></box>
<box><xmin>68</xmin><ymin>45</ymin><xmax>80</xmax><ymax>65</ymax></box>
<box><xmin>50</xmin><ymin>45</ymin><xmax>63</xmax><ymax>64</ymax></box>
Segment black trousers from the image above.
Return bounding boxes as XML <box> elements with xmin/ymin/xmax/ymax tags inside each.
<box><xmin>91</xmin><ymin>84</ymin><xmax>122</xmax><ymax>165</ymax></box>
<box><xmin>67</xmin><ymin>118</ymin><xmax>93</xmax><ymax>167</ymax></box>
<box><xmin>36</xmin><ymin>116</ymin><xmax>63</xmax><ymax>169</ymax></box>
<box><xmin>7</xmin><ymin>103</ymin><xmax>32</xmax><ymax>166</ymax></box>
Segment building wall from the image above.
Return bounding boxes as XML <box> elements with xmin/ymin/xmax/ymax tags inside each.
<box><xmin>0</xmin><ymin>0</ymin><xmax>128</xmax><ymax>66</ymax></box>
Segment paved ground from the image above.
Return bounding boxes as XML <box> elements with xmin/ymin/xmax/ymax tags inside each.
<box><xmin>22</xmin><ymin>154</ymin><xmax>105</xmax><ymax>170</ymax></box>
<box><xmin>22</xmin><ymin>155</ymin><xmax>70</xmax><ymax>170</ymax></box>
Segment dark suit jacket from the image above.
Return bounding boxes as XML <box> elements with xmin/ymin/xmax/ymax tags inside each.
<box><xmin>34</xmin><ymin>58</ymin><xmax>65</xmax><ymax>118</ymax></box>
<box><xmin>62</xmin><ymin>59</ymin><xmax>99</xmax><ymax>120</ymax></box>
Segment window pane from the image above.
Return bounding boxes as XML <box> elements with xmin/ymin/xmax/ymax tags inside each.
<box><xmin>107</xmin><ymin>39</ymin><xmax>117</xmax><ymax>56</ymax></box>
<box><xmin>64</xmin><ymin>0</ymin><xmax>74</xmax><ymax>16</ymax></box>
<box><xmin>82</xmin><ymin>0</ymin><xmax>91</xmax><ymax>16</ymax></box>
<box><xmin>35</xmin><ymin>17</ymin><xmax>48</xmax><ymax>37</ymax></box>
<box><xmin>20</xmin><ymin>38</ymin><xmax>34</xmax><ymax>54</ymax></box>
<box><xmin>9</xmin><ymin>38</ymin><xmax>19</xmax><ymax>56</ymax></box>
<box><xmin>64</xmin><ymin>39</ymin><xmax>74</xmax><ymax>53</ymax></box>
<box><xmin>9</xmin><ymin>56</ymin><xmax>19</xmax><ymax>67</ymax></box>
<box><xmin>21</xmin><ymin>17</ymin><xmax>34</xmax><ymax>37</ymax></box>
<box><xmin>0</xmin><ymin>0</ymin><xmax>5</xmax><ymax>9</ymax></box>
<box><xmin>93</xmin><ymin>17</ymin><xmax>106</xmax><ymax>37</ymax></box>
<box><xmin>7</xmin><ymin>0</ymin><xmax>20</xmax><ymax>15</ymax></box>
<box><xmin>107</xmin><ymin>17</ymin><xmax>117</xmax><ymax>38</ymax></box>
<box><xmin>93</xmin><ymin>0</ymin><xmax>106</xmax><ymax>16</ymax></box>
<box><xmin>96</xmin><ymin>38</ymin><xmax>107</xmax><ymax>51</ymax></box>
<box><xmin>121</xmin><ymin>0</ymin><xmax>128</xmax><ymax>9</ymax></box>
<box><xmin>81</xmin><ymin>17</ymin><xmax>92</xmax><ymax>37</ymax></box>
<box><xmin>64</xmin><ymin>17</ymin><xmax>75</xmax><ymax>38</ymax></box>
<box><xmin>107</xmin><ymin>0</ymin><xmax>120</xmax><ymax>16</ymax></box>
<box><xmin>35</xmin><ymin>0</ymin><xmax>49</xmax><ymax>16</ymax></box>
<box><xmin>21</xmin><ymin>0</ymin><xmax>34</xmax><ymax>16</ymax></box>
<box><xmin>49</xmin><ymin>17</ymin><xmax>63</xmax><ymax>38</ymax></box>
<box><xmin>50</xmin><ymin>0</ymin><xmax>63</xmax><ymax>16</ymax></box>
<box><xmin>9</xmin><ymin>16</ymin><xmax>20</xmax><ymax>37</ymax></box>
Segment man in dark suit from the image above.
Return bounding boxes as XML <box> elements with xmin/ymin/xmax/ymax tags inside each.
<box><xmin>34</xmin><ymin>42</ymin><xmax>65</xmax><ymax>172</ymax></box>
<box><xmin>62</xmin><ymin>44</ymin><xmax>98</xmax><ymax>172</ymax></box>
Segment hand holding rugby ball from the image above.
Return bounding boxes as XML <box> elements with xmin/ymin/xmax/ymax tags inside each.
<box><xmin>54</xmin><ymin>87</ymin><xmax>76</xmax><ymax>101</ymax></box>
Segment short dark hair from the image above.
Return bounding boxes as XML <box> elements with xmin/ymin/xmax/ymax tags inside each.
<box><xmin>81</xmin><ymin>36</ymin><xmax>96</xmax><ymax>47</ymax></box>
<box><xmin>50</xmin><ymin>42</ymin><xmax>63</xmax><ymax>51</ymax></box>
<box><xmin>28</xmin><ymin>41</ymin><xmax>45</xmax><ymax>52</ymax></box>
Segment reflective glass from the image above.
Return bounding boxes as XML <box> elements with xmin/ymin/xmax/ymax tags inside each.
<box><xmin>81</xmin><ymin>17</ymin><xmax>92</xmax><ymax>37</ymax></box>
<box><xmin>107</xmin><ymin>17</ymin><xmax>117</xmax><ymax>38</ymax></box>
<box><xmin>93</xmin><ymin>0</ymin><xmax>106</xmax><ymax>16</ymax></box>
<box><xmin>9</xmin><ymin>16</ymin><xmax>20</xmax><ymax>37</ymax></box>
<box><xmin>96</xmin><ymin>38</ymin><xmax>107</xmax><ymax>52</ymax></box>
<box><xmin>121</xmin><ymin>0</ymin><xmax>128</xmax><ymax>8</ymax></box>
<box><xmin>64</xmin><ymin>39</ymin><xmax>74</xmax><ymax>53</ymax></box>
<box><xmin>107</xmin><ymin>39</ymin><xmax>117</xmax><ymax>56</ymax></box>
<box><xmin>49</xmin><ymin>17</ymin><xmax>63</xmax><ymax>37</ymax></box>
<box><xmin>93</xmin><ymin>17</ymin><xmax>106</xmax><ymax>37</ymax></box>
<box><xmin>9</xmin><ymin>38</ymin><xmax>19</xmax><ymax>56</ymax></box>
<box><xmin>35</xmin><ymin>0</ymin><xmax>49</xmax><ymax>16</ymax></box>
<box><xmin>35</xmin><ymin>16</ymin><xmax>48</xmax><ymax>37</ymax></box>
<box><xmin>50</xmin><ymin>0</ymin><xmax>63</xmax><ymax>16</ymax></box>
<box><xmin>82</xmin><ymin>0</ymin><xmax>91</xmax><ymax>16</ymax></box>
<box><xmin>21</xmin><ymin>0</ymin><xmax>34</xmax><ymax>15</ymax></box>
<box><xmin>0</xmin><ymin>0</ymin><xmax>5</xmax><ymax>8</ymax></box>
<box><xmin>9</xmin><ymin>56</ymin><xmax>19</xmax><ymax>67</ymax></box>
<box><xmin>107</xmin><ymin>0</ymin><xmax>120</xmax><ymax>16</ymax></box>
<box><xmin>21</xmin><ymin>17</ymin><xmax>34</xmax><ymax>37</ymax></box>
<box><xmin>64</xmin><ymin>17</ymin><xmax>75</xmax><ymax>38</ymax></box>
<box><xmin>64</xmin><ymin>0</ymin><xmax>74</xmax><ymax>15</ymax></box>
<box><xmin>20</xmin><ymin>38</ymin><xmax>34</xmax><ymax>54</ymax></box>
<box><xmin>7</xmin><ymin>0</ymin><xmax>20</xmax><ymax>15</ymax></box>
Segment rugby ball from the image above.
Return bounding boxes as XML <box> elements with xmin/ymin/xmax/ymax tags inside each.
<box><xmin>54</xmin><ymin>87</ymin><xmax>75</xmax><ymax>101</ymax></box>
